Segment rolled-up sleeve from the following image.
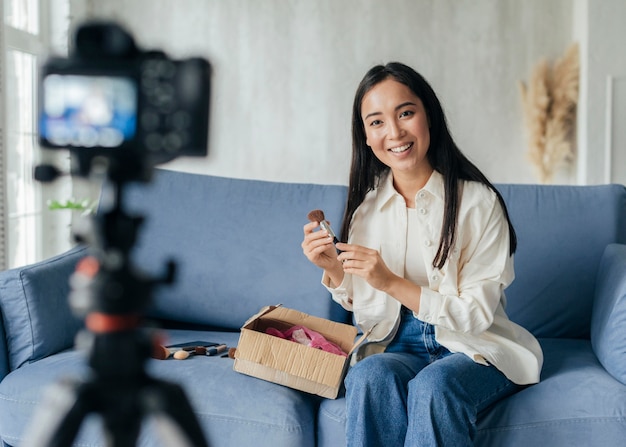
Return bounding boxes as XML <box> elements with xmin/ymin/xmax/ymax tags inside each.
<box><xmin>322</xmin><ymin>272</ymin><xmax>354</xmax><ymax>311</ymax></box>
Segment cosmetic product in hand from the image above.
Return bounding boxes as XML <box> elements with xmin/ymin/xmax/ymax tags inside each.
<box><xmin>307</xmin><ymin>209</ymin><xmax>342</xmax><ymax>253</ymax></box>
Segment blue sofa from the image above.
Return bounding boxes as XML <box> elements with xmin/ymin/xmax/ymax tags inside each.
<box><xmin>0</xmin><ymin>168</ymin><xmax>625</xmax><ymax>446</ymax></box>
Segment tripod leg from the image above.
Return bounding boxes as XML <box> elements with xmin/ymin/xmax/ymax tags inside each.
<box><xmin>101</xmin><ymin>418</ymin><xmax>142</xmax><ymax>447</ymax></box>
<box><xmin>98</xmin><ymin>385</ymin><xmax>143</xmax><ymax>447</ymax></box>
<box><xmin>143</xmin><ymin>380</ymin><xmax>209</xmax><ymax>447</ymax></box>
<box><xmin>21</xmin><ymin>379</ymin><xmax>92</xmax><ymax>447</ymax></box>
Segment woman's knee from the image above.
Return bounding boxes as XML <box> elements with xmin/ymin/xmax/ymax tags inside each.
<box><xmin>345</xmin><ymin>354</ymin><xmax>391</xmax><ymax>389</ymax></box>
<box><xmin>345</xmin><ymin>353</ymin><xmax>419</xmax><ymax>393</ymax></box>
<box><xmin>408</xmin><ymin>355</ymin><xmax>471</xmax><ymax>401</ymax></box>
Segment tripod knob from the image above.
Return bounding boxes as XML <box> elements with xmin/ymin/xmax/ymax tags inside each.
<box><xmin>162</xmin><ymin>260</ymin><xmax>176</xmax><ymax>284</ymax></box>
<box><xmin>34</xmin><ymin>164</ymin><xmax>64</xmax><ymax>182</ymax></box>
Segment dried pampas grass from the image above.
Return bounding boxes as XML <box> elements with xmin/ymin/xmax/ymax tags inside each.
<box><xmin>519</xmin><ymin>43</ymin><xmax>580</xmax><ymax>183</ymax></box>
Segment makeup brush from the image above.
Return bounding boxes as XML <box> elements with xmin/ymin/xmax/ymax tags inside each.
<box><xmin>151</xmin><ymin>345</ymin><xmax>206</xmax><ymax>360</ymax></box>
<box><xmin>307</xmin><ymin>209</ymin><xmax>342</xmax><ymax>253</ymax></box>
<box><xmin>152</xmin><ymin>344</ymin><xmax>171</xmax><ymax>360</ymax></box>
<box><xmin>173</xmin><ymin>346</ymin><xmax>207</xmax><ymax>360</ymax></box>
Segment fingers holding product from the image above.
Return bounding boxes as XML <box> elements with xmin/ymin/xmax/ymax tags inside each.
<box><xmin>336</xmin><ymin>243</ymin><xmax>396</xmax><ymax>291</ymax></box>
<box><xmin>307</xmin><ymin>209</ymin><xmax>343</xmax><ymax>254</ymax></box>
<box><xmin>302</xmin><ymin>218</ymin><xmax>341</xmax><ymax>270</ymax></box>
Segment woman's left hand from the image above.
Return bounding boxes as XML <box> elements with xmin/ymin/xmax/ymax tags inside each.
<box><xmin>335</xmin><ymin>242</ymin><xmax>397</xmax><ymax>292</ymax></box>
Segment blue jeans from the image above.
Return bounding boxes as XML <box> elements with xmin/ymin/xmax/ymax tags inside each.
<box><xmin>344</xmin><ymin>307</ymin><xmax>522</xmax><ymax>447</ymax></box>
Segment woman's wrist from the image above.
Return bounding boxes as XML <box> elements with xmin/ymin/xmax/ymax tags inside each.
<box><xmin>325</xmin><ymin>263</ymin><xmax>345</xmax><ymax>289</ymax></box>
<box><xmin>384</xmin><ymin>275</ymin><xmax>422</xmax><ymax>311</ymax></box>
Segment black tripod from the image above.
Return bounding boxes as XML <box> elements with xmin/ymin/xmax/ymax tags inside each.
<box><xmin>23</xmin><ymin>177</ymin><xmax>209</xmax><ymax>447</ymax></box>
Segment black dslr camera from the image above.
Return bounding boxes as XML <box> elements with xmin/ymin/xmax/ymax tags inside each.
<box><xmin>38</xmin><ymin>21</ymin><xmax>211</xmax><ymax>182</ymax></box>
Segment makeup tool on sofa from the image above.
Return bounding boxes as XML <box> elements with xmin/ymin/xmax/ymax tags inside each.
<box><xmin>151</xmin><ymin>341</ymin><xmax>223</xmax><ymax>360</ymax></box>
<box><xmin>159</xmin><ymin>343</ymin><xmax>227</xmax><ymax>359</ymax></box>
<box><xmin>307</xmin><ymin>209</ymin><xmax>343</xmax><ymax>253</ymax></box>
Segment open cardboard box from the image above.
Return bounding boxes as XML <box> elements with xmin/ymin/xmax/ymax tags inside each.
<box><xmin>233</xmin><ymin>305</ymin><xmax>366</xmax><ymax>399</ymax></box>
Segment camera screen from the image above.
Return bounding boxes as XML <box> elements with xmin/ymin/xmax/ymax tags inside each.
<box><xmin>40</xmin><ymin>74</ymin><xmax>137</xmax><ymax>148</ymax></box>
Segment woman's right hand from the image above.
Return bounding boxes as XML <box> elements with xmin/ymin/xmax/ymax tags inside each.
<box><xmin>301</xmin><ymin>221</ymin><xmax>342</xmax><ymax>271</ymax></box>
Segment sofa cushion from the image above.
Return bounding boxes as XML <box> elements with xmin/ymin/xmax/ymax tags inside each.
<box><xmin>0</xmin><ymin>247</ymin><xmax>86</xmax><ymax>371</ymax></box>
<box><xmin>476</xmin><ymin>338</ymin><xmax>626</xmax><ymax>445</ymax></box>
<box><xmin>124</xmin><ymin>169</ymin><xmax>350</xmax><ymax>330</ymax></box>
<box><xmin>497</xmin><ymin>184</ymin><xmax>626</xmax><ymax>338</ymax></box>
<box><xmin>317</xmin><ymin>338</ymin><xmax>626</xmax><ymax>447</ymax></box>
<box><xmin>0</xmin><ymin>329</ymin><xmax>318</xmax><ymax>447</ymax></box>
<box><xmin>591</xmin><ymin>243</ymin><xmax>626</xmax><ymax>385</ymax></box>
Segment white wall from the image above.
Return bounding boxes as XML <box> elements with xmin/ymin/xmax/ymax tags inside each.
<box><xmin>75</xmin><ymin>0</ymin><xmax>581</xmax><ymax>186</ymax></box>
<box><xmin>575</xmin><ymin>0</ymin><xmax>626</xmax><ymax>185</ymax></box>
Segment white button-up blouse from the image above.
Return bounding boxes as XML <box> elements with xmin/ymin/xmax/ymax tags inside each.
<box><xmin>323</xmin><ymin>170</ymin><xmax>543</xmax><ymax>385</ymax></box>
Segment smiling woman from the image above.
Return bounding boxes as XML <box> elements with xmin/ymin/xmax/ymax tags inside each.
<box><xmin>301</xmin><ymin>61</ymin><xmax>541</xmax><ymax>447</ymax></box>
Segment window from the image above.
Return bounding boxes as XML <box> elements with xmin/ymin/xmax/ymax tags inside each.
<box><xmin>5</xmin><ymin>0</ymin><xmax>40</xmax><ymax>34</ymax></box>
<box><xmin>5</xmin><ymin>49</ymin><xmax>41</xmax><ymax>268</ymax></box>
<box><xmin>2</xmin><ymin>0</ymin><xmax>73</xmax><ymax>270</ymax></box>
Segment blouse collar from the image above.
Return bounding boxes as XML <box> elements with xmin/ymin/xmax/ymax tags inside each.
<box><xmin>374</xmin><ymin>169</ymin><xmax>445</xmax><ymax>211</ymax></box>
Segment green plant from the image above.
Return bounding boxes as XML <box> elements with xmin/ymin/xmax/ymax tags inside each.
<box><xmin>47</xmin><ymin>198</ymin><xmax>96</xmax><ymax>215</ymax></box>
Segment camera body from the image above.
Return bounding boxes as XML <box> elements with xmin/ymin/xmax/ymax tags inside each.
<box><xmin>38</xmin><ymin>22</ymin><xmax>211</xmax><ymax>182</ymax></box>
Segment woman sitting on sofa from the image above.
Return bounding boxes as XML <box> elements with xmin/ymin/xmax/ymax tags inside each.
<box><xmin>301</xmin><ymin>62</ymin><xmax>543</xmax><ymax>447</ymax></box>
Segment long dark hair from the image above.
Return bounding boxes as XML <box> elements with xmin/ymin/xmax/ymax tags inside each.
<box><xmin>340</xmin><ymin>62</ymin><xmax>516</xmax><ymax>269</ymax></box>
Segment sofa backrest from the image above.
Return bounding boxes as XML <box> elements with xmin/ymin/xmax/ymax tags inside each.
<box><xmin>125</xmin><ymin>169</ymin><xmax>350</xmax><ymax>330</ymax></box>
<box><xmin>126</xmin><ymin>171</ymin><xmax>626</xmax><ymax>339</ymax></box>
<box><xmin>497</xmin><ymin>184</ymin><xmax>626</xmax><ymax>339</ymax></box>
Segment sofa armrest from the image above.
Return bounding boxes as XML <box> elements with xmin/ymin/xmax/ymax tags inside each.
<box><xmin>591</xmin><ymin>243</ymin><xmax>626</xmax><ymax>385</ymax></box>
<box><xmin>0</xmin><ymin>246</ymin><xmax>87</xmax><ymax>372</ymax></box>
